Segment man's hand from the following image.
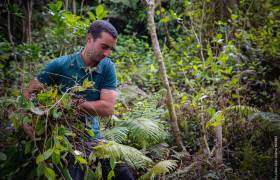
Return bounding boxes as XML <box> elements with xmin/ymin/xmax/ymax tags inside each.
<box><xmin>23</xmin><ymin>124</ymin><xmax>35</xmax><ymax>140</ymax></box>
<box><xmin>71</xmin><ymin>96</ymin><xmax>86</xmax><ymax>107</ymax></box>
<box><xmin>22</xmin><ymin>79</ymin><xmax>45</xmax><ymax>99</ymax></box>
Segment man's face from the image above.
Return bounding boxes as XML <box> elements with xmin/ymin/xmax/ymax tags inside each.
<box><xmin>85</xmin><ymin>31</ymin><xmax>117</xmax><ymax>63</ymax></box>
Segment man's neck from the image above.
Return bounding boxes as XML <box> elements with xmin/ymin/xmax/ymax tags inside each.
<box><xmin>81</xmin><ymin>48</ymin><xmax>98</xmax><ymax>67</ymax></box>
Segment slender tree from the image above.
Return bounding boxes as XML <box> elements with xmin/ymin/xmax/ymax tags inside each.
<box><xmin>215</xmin><ymin>125</ymin><xmax>223</xmax><ymax>164</ymax></box>
<box><xmin>22</xmin><ymin>0</ymin><xmax>33</xmax><ymax>44</ymax></box>
<box><xmin>144</xmin><ymin>0</ymin><xmax>186</xmax><ymax>151</ymax></box>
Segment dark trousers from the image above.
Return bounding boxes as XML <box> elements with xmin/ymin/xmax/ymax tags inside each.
<box><xmin>68</xmin><ymin>160</ymin><xmax>135</xmax><ymax>180</ymax></box>
<box><xmin>68</xmin><ymin>140</ymin><xmax>135</xmax><ymax>180</ymax></box>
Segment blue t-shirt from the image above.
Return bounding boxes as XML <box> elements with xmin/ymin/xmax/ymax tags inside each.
<box><xmin>37</xmin><ymin>50</ymin><xmax>117</xmax><ymax>139</ymax></box>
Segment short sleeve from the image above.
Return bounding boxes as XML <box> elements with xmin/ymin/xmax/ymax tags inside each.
<box><xmin>101</xmin><ymin>62</ymin><xmax>117</xmax><ymax>90</ymax></box>
<box><xmin>37</xmin><ymin>59</ymin><xmax>60</xmax><ymax>85</ymax></box>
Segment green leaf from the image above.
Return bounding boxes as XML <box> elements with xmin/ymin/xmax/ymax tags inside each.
<box><xmin>76</xmin><ymin>156</ymin><xmax>88</xmax><ymax>165</ymax></box>
<box><xmin>49</xmin><ymin>1</ymin><xmax>63</xmax><ymax>12</ymax></box>
<box><xmin>52</xmin><ymin>108</ymin><xmax>62</xmax><ymax>119</ymax></box>
<box><xmin>215</xmin><ymin>34</ymin><xmax>223</xmax><ymax>41</ymax></box>
<box><xmin>156</xmin><ymin>10</ymin><xmax>160</xmax><ymax>16</ymax></box>
<box><xmin>84</xmin><ymin>168</ymin><xmax>95</xmax><ymax>180</ymax></box>
<box><xmin>206</xmin><ymin>111</ymin><xmax>225</xmax><ymax>128</ymax></box>
<box><xmin>89</xmin><ymin>152</ymin><xmax>96</xmax><ymax>164</ymax></box>
<box><xmin>207</xmin><ymin>108</ymin><xmax>216</xmax><ymax>116</ymax></box>
<box><xmin>87</xmin><ymin>11</ymin><xmax>96</xmax><ymax>21</ymax></box>
<box><xmin>96</xmin><ymin>5</ymin><xmax>104</xmax><ymax>17</ymax></box>
<box><xmin>36</xmin><ymin>149</ymin><xmax>53</xmax><ymax>164</ymax></box>
<box><xmin>52</xmin><ymin>148</ymin><xmax>61</xmax><ymax>165</ymax></box>
<box><xmin>24</xmin><ymin>141</ymin><xmax>32</xmax><ymax>154</ymax></box>
<box><xmin>62</xmin><ymin>169</ymin><xmax>72</xmax><ymax>180</ymax></box>
<box><xmin>37</xmin><ymin>163</ymin><xmax>45</xmax><ymax>176</ymax></box>
<box><xmin>44</xmin><ymin>167</ymin><xmax>56</xmax><ymax>180</ymax></box>
<box><xmin>95</xmin><ymin>5</ymin><xmax>108</xmax><ymax>20</ymax></box>
<box><xmin>43</xmin><ymin>149</ymin><xmax>53</xmax><ymax>160</ymax></box>
<box><xmin>36</xmin><ymin>154</ymin><xmax>45</xmax><ymax>164</ymax></box>
<box><xmin>86</xmin><ymin>129</ymin><xmax>95</xmax><ymax>137</ymax></box>
<box><xmin>35</xmin><ymin>118</ymin><xmax>45</xmax><ymax>136</ymax></box>
<box><xmin>169</xmin><ymin>9</ymin><xmax>178</xmax><ymax>20</ymax></box>
<box><xmin>95</xmin><ymin>162</ymin><xmax>103</xmax><ymax>180</ymax></box>
<box><xmin>107</xmin><ymin>170</ymin><xmax>115</xmax><ymax>180</ymax></box>
<box><xmin>61</xmin><ymin>93</ymin><xmax>71</xmax><ymax>110</ymax></box>
<box><xmin>231</xmin><ymin>14</ymin><xmax>238</xmax><ymax>21</ymax></box>
<box><xmin>110</xmin><ymin>158</ymin><xmax>116</xmax><ymax>169</ymax></box>
<box><xmin>160</xmin><ymin>16</ymin><xmax>170</xmax><ymax>23</ymax></box>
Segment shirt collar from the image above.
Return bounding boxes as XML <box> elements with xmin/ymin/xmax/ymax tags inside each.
<box><xmin>76</xmin><ymin>49</ymin><xmax>103</xmax><ymax>74</ymax></box>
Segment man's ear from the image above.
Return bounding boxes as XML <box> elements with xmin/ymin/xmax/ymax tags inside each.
<box><xmin>86</xmin><ymin>33</ymin><xmax>92</xmax><ymax>43</ymax></box>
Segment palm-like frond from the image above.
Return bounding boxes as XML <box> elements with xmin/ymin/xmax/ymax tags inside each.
<box><xmin>248</xmin><ymin>112</ymin><xmax>280</xmax><ymax>130</ymax></box>
<box><xmin>207</xmin><ymin>105</ymin><xmax>259</xmax><ymax>127</ymax></box>
<box><xmin>224</xmin><ymin>105</ymin><xmax>259</xmax><ymax>116</ymax></box>
<box><xmin>147</xmin><ymin>143</ymin><xmax>170</xmax><ymax>160</ymax></box>
<box><xmin>93</xmin><ymin>141</ymin><xmax>153</xmax><ymax>169</ymax></box>
<box><xmin>103</xmin><ymin>126</ymin><xmax>128</xmax><ymax>143</ymax></box>
<box><xmin>120</xmin><ymin>117</ymin><xmax>167</xmax><ymax>147</ymax></box>
<box><xmin>140</xmin><ymin>160</ymin><xmax>177</xmax><ymax>180</ymax></box>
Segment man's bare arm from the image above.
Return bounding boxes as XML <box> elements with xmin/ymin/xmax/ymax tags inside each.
<box><xmin>22</xmin><ymin>79</ymin><xmax>45</xmax><ymax>99</ymax></box>
<box><xmin>79</xmin><ymin>89</ymin><xmax>117</xmax><ymax>117</ymax></box>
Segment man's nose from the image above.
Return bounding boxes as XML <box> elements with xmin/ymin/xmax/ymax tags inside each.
<box><xmin>103</xmin><ymin>50</ymin><xmax>111</xmax><ymax>57</ymax></box>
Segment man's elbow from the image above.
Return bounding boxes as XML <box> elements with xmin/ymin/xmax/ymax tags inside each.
<box><xmin>99</xmin><ymin>106</ymin><xmax>114</xmax><ymax>117</ymax></box>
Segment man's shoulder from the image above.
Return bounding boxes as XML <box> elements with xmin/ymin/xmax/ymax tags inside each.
<box><xmin>102</xmin><ymin>57</ymin><xmax>114</xmax><ymax>65</ymax></box>
<box><xmin>100</xmin><ymin>58</ymin><xmax>115</xmax><ymax>69</ymax></box>
<box><xmin>52</xmin><ymin>52</ymin><xmax>79</xmax><ymax>66</ymax></box>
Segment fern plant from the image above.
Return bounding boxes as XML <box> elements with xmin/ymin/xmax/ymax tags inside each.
<box><xmin>206</xmin><ymin>105</ymin><xmax>260</xmax><ymax>127</ymax></box>
<box><xmin>103</xmin><ymin>126</ymin><xmax>129</xmax><ymax>143</ymax></box>
<box><xmin>121</xmin><ymin>117</ymin><xmax>167</xmax><ymax>147</ymax></box>
<box><xmin>93</xmin><ymin>141</ymin><xmax>153</xmax><ymax>169</ymax></box>
<box><xmin>104</xmin><ymin>95</ymin><xmax>169</xmax><ymax>148</ymax></box>
<box><xmin>93</xmin><ymin>141</ymin><xmax>177</xmax><ymax>178</ymax></box>
<box><xmin>140</xmin><ymin>160</ymin><xmax>177</xmax><ymax>179</ymax></box>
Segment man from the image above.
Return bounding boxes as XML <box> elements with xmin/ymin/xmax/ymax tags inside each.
<box><xmin>23</xmin><ymin>20</ymin><xmax>134</xmax><ymax>180</ymax></box>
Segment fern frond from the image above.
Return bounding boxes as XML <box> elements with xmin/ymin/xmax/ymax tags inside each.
<box><xmin>140</xmin><ymin>160</ymin><xmax>177</xmax><ymax>180</ymax></box>
<box><xmin>103</xmin><ymin>127</ymin><xmax>128</xmax><ymax>143</ymax></box>
<box><xmin>206</xmin><ymin>105</ymin><xmax>259</xmax><ymax>128</ymax></box>
<box><xmin>224</xmin><ymin>105</ymin><xmax>259</xmax><ymax>116</ymax></box>
<box><xmin>93</xmin><ymin>141</ymin><xmax>153</xmax><ymax>169</ymax></box>
<box><xmin>248</xmin><ymin>112</ymin><xmax>280</xmax><ymax>130</ymax></box>
<box><xmin>147</xmin><ymin>143</ymin><xmax>170</xmax><ymax>160</ymax></box>
<box><xmin>121</xmin><ymin>118</ymin><xmax>167</xmax><ymax>147</ymax></box>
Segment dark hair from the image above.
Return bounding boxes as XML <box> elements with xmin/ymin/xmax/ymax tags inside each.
<box><xmin>88</xmin><ymin>20</ymin><xmax>118</xmax><ymax>39</ymax></box>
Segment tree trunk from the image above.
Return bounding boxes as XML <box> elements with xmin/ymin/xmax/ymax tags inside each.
<box><xmin>145</xmin><ymin>0</ymin><xmax>185</xmax><ymax>151</ymax></box>
<box><xmin>214</xmin><ymin>125</ymin><xmax>223</xmax><ymax>164</ymax></box>
<box><xmin>64</xmin><ymin>0</ymin><xmax>69</xmax><ymax>11</ymax></box>
<box><xmin>23</xmin><ymin>0</ymin><xmax>33</xmax><ymax>44</ymax></box>
<box><xmin>72</xmin><ymin>0</ymin><xmax>76</xmax><ymax>14</ymax></box>
<box><xmin>7</xmin><ymin>0</ymin><xmax>15</xmax><ymax>50</ymax></box>
<box><xmin>80</xmin><ymin>0</ymin><xmax>85</xmax><ymax>16</ymax></box>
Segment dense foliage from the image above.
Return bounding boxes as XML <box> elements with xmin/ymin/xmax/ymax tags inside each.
<box><xmin>0</xmin><ymin>0</ymin><xmax>279</xmax><ymax>179</ymax></box>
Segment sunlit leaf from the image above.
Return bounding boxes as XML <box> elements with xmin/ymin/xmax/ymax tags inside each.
<box><xmin>76</xmin><ymin>155</ymin><xmax>88</xmax><ymax>165</ymax></box>
<box><xmin>44</xmin><ymin>167</ymin><xmax>56</xmax><ymax>180</ymax></box>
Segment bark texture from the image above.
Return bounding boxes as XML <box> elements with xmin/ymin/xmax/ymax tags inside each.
<box><xmin>215</xmin><ymin>125</ymin><xmax>223</xmax><ymax>164</ymax></box>
<box><xmin>22</xmin><ymin>0</ymin><xmax>33</xmax><ymax>44</ymax></box>
<box><xmin>145</xmin><ymin>0</ymin><xmax>185</xmax><ymax>151</ymax></box>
